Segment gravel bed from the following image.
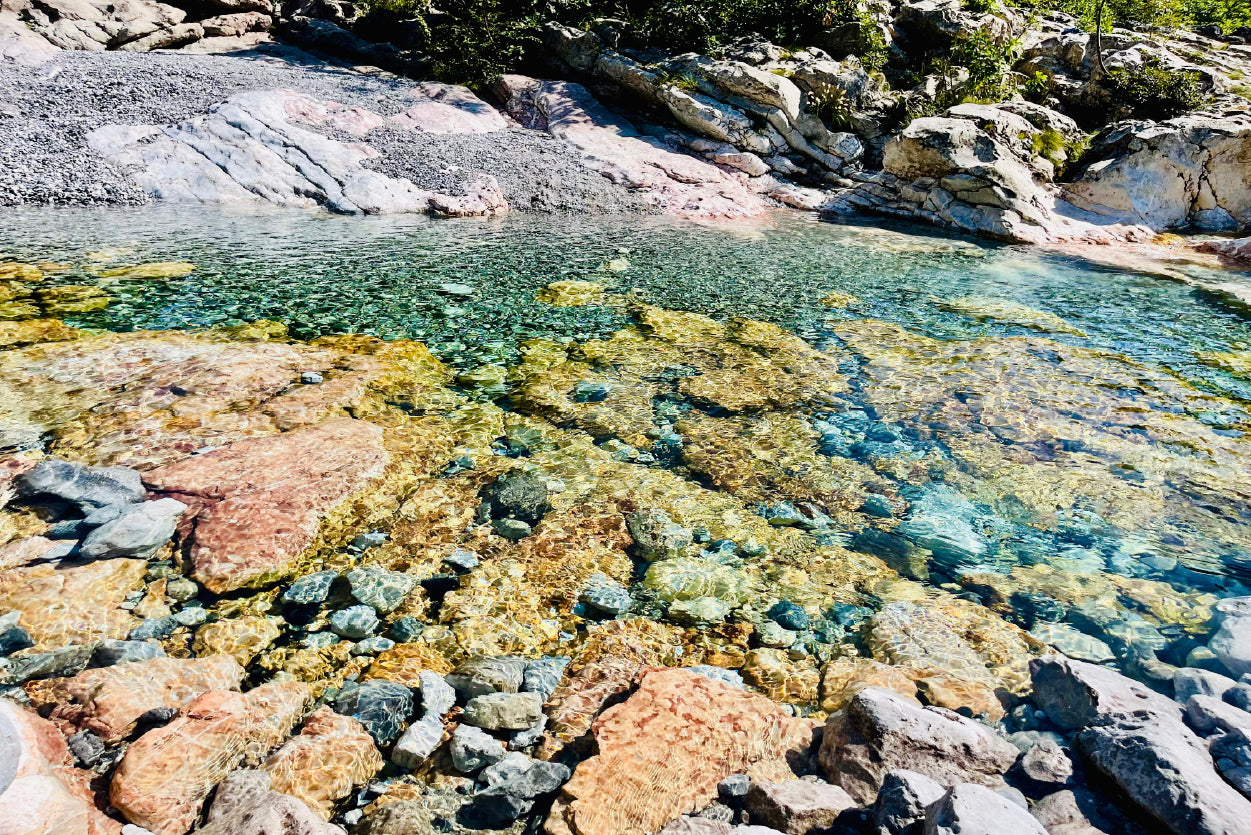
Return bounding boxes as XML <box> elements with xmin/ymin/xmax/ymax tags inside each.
<box><xmin>0</xmin><ymin>43</ymin><xmax>647</xmax><ymax>213</ymax></box>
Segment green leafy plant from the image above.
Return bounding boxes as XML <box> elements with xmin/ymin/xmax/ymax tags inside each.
<box><xmin>656</xmin><ymin>70</ymin><xmax>702</xmax><ymax>90</ymax></box>
<box><xmin>1103</xmin><ymin>62</ymin><xmax>1211</xmax><ymax>118</ymax></box>
<box><xmin>952</xmin><ymin>28</ymin><xmax>1020</xmax><ymax>102</ymax></box>
<box><xmin>1023</xmin><ymin>69</ymin><xmax>1052</xmax><ymax>102</ymax></box>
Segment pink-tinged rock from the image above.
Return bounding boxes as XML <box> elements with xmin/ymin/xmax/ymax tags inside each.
<box><xmin>284</xmin><ymin>95</ymin><xmax>387</xmax><ymax>138</ymax></box>
<box><xmin>144</xmin><ymin>418</ymin><xmax>389</xmax><ymax>593</ymax></box>
<box><xmin>52</xmin><ymin>654</ymin><xmax>245</xmax><ymax>743</ymax></box>
<box><xmin>0</xmin><ymin>559</ymin><xmax>146</xmax><ymax>649</ymax></box>
<box><xmin>391</xmin><ymin>83</ymin><xmax>508</xmax><ymax>134</ymax></box>
<box><xmin>494</xmin><ymin>75</ymin><xmax>769</xmax><ymax>221</ymax></box>
<box><xmin>1202</xmin><ymin>236</ymin><xmax>1251</xmax><ymax>266</ymax></box>
<box><xmin>195</xmin><ymin>770</ymin><xmax>345</xmax><ymax>835</ymax></box>
<box><xmin>264</xmin><ymin>706</ymin><xmax>383</xmax><ymax>820</ymax></box>
<box><xmin>0</xmin><ymin>700</ymin><xmax>121</xmax><ymax>835</ymax></box>
<box><xmin>544</xmin><ymin>667</ymin><xmax>818</xmax><ymax>835</ymax></box>
<box><xmin>0</xmin><ymin>536</ymin><xmax>69</xmax><ymax>570</ymax></box>
<box><xmin>0</xmin><ymin>454</ymin><xmax>38</xmax><ymax>502</ymax></box>
<box><xmin>110</xmin><ymin>681</ymin><xmax>311</xmax><ymax>835</ymax></box>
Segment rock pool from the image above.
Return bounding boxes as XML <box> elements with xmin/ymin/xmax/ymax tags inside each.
<box><xmin>3</xmin><ymin>204</ymin><xmax>1251</xmax><ymax>832</ymax></box>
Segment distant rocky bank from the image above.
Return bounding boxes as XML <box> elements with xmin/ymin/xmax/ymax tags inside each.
<box><xmin>2</xmin><ymin>0</ymin><xmax>1250</xmax><ymax>255</ymax></box>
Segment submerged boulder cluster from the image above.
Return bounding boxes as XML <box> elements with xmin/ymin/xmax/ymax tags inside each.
<box><xmin>0</xmin><ymin>263</ymin><xmax>1250</xmax><ymax>834</ymax></box>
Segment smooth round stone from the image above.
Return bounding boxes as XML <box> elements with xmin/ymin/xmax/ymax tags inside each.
<box><xmin>579</xmin><ymin>573</ymin><xmax>632</xmax><ymax>617</ymax></box>
<box><xmin>300</xmin><ymin>371</ymin><xmax>323</xmax><ymax>384</ymax></box>
<box><xmin>756</xmin><ymin>620</ymin><xmax>798</xmax><ymax>649</ymax></box>
<box><xmin>172</xmin><ymin>606</ymin><xmax>208</xmax><ymax>627</ymax></box>
<box><xmin>493</xmin><ymin>518</ymin><xmax>532</xmax><ymax>541</ymax></box>
<box><xmin>767</xmin><ymin>601</ymin><xmax>810</xmax><ymax>631</ymax></box>
<box><xmin>351</xmin><ymin>636</ymin><xmax>395</xmax><ymax>656</ymax></box>
<box><xmin>165</xmin><ymin>577</ymin><xmax>199</xmax><ymax>602</ymax></box>
<box><xmin>301</xmin><ymin>631</ymin><xmax>340</xmax><ymax>649</ymax></box>
<box><xmin>329</xmin><ymin>605</ymin><xmax>379</xmax><ymax>639</ymax></box>
<box><xmin>387</xmin><ymin>617</ymin><xmax>425</xmax><ymax>643</ymax></box>
<box><xmin>461</xmin><ymin>692</ymin><xmax>544</xmax><ymax>731</ymax></box>
<box><xmin>668</xmin><ymin>596</ymin><xmax>731</xmax><ymax>627</ymax></box>
<box><xmin>346</xmin><ymin>566</ymin><xmax>415</xmax><ymax>614</ymax></box>
<box><xmin>282</xmin><ymin>570</ymin><xmax>338</xmax><ymax>605</ymax></box>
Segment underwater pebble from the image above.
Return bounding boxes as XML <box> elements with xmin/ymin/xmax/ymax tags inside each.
<box><xmin>283</xmin><ymin>570</ymin><xmax>338</xmax><ymax>605</ymax></box>
<box><xmin>330</xmin><ymin>605</ymin><xmax>379</xmax><ymax>639</ymax></box>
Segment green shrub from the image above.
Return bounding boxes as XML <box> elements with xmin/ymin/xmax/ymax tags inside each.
<box><xmin>1023</xmin><ymin>69</ymin><xmax>1052</xmax><ymax>102</ymax></box>
<box><xmin>1103</xmin><ymin>62</ymin><xmax>1211</xmax><ymax>118</ymax></box>
<box><xmin>952</xmin><ymin>28</ymin><xmax>1020</xmax><ymax>101</ymax></box>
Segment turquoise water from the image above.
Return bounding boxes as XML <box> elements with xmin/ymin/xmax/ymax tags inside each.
<box><xmin>4</xmin><ymin>204</ymin><xmax>1251</xmax><ymax>618</ymax></box>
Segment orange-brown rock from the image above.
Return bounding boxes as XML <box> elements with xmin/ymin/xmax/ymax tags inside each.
<box><xmin>0</xmin><ymin>559</ymin><xmax>146</xmax><ymax>650</ymax></box>
<box><xmin>0</xmin><ymin>535</ymin><xmax>65</xmax><ymax>570</ymax></box>
<box><xmin>362</xmin><ymin>641</ymin><xmax>454</xmax><ymax>688</ymax></box>
<box><xmin>110</xmin><ymin>681</ymin><xmax>311</xmax><ymax>835</ymax></box>
<box><xmin>819</xmin><ymin>657</ymin><xmax>919</xmax><ymax>713</ymax></box>
<box><xmin>264</xmin><ymin>706</ymin><xmax>383</xmax><ymax>820</ymax></box>
<box><xmin>544</xmin><ymin>668</ymin><xmax>818</xmax><ymax>835</ymax></box>
<box><xmin>144</xmin><ymin>418</ymin><xmax>390</xmax><ymax>593</ymax></box>
<box><xmin>192</xmin><ymin>617</ymin><xmax>283</xmax><ymax>667</ymax></box>
<box><xmin>50</xmin><ymin>655</ymin><xmax>245</xmax><ymax>744</ymax></box>
<box><xmin>740</xmin><ymin>649</ymin><xmax>820</xmax><ymax>705</ymax></box>
<box><xmin>0</xmin><ymin>699</ymin><xmax>121</xmax><ymax>835</ymax></box>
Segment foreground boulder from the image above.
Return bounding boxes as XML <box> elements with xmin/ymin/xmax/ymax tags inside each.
<box><xmin>818</xmin><ymin>687</ymin><xmax>1019</xmax><ymax>803</ymax></box>
<box><xmin>193</xmin><ymin>769</ymin><xmax>345</xmax><ymax>835</ymax></box>
<box><xmin>0</xmin><ymin>558</ymin><xmax>146</xmax><ymax>649</ymax></box>
<box><xmin>0</xmin><ymin>699</ymin><xmax>120</xmax><ymax>835</ymax></box>
<box><xmin>50</xmin><ymin>653</ymin><xmax>245</xmax><ymax>743</ymax></box>
<box><xmin>544</xmin><ymin>667</ymin><xmax>818</xmax><ymax>835</ymax></box>
<box><xmin>1030</xmin><ymin>656</ymin><xmax>1251</xmax><ymax>835</ymax></box>
<box><xmin>144</xmin><ymin>418</ymin><xmax>389</xmax><ymax>593</ymax></box>
<box><xmin>263</xmin><ymin>706</ymin><xmax>383</xmax><ymax>820</ymax></box>
<box><xmin>110</xmin><ymin>681</ymin><xmax>310</xmax><ymax>835</ymax></box>
<box><xmin>924</xmin><ymin>783</ymin><xmax>1047</xmax><ymax>835</ymax></box>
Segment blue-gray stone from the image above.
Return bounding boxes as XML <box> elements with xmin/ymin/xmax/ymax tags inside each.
<box><xmin>129</xmin><ymin>616</ymin><xmax>179</xmax><ymax>641</ymax></box>
<box><xmin>334</xmin><ymin>680</ymin><xmax>414</xmax><ymax>746</ymax></box>
<box><xmin>283</xmin><ymin>571</ymin><xmax>338</xmax><ymax>605</ymax></box>
<box><xmin>0</xmin><ymin>613</ymin><xmax>33</xmax><ymax>657</ymax></box>
<box><xmin>16</xmin><ymin>459</ymin><xmax>145</xmax><ymax>512</ymax></box>
<box><xmin>462</xmin><ymin>692</ymin><xmax>543</xmax><ymax>731</ymax></box>
<box><xmin>301</xmin><ymin>631</ymin><xmax>341</xmax><ymax>649</ymax></box>
<box><xmin>67</xmin><ymin>730</ymin><xmax>105</xmax><ymax>767</ymax></box>
<box><xmin>352</xmin><ymin>531</ymin><xmax>388</xmax><ymax>551</ymax></box>
<box><xmin>862</xmin><ymin>494</ymin><xmax>895</xmax><ymax>517</ymax></box>
<box><xmin>572</xmin><ymin>381</ymin><xmax>610</xmax><ymax>403</ymax></box>
<box><xmin>468</xmin><ymin>759</ymin><xmax>572</xmax><ymax>827</ymax></box>
<box><xmin>346</xmin><ymin>566</ymin><xmax>415</xmax><ymax>614</ymax></box>
<box><xmin>444</xmin><ymin>550</ymin><xmax>480</xmax><ymax>573</ymax></box>
<box><xmin>79</xmin><ymin>498</ymin><xmax>186</xmax><ymax>561</ymax></box>
<box><xmin>93</xmin><ymin>639</ymin><xmax>165</xmax><ymax>666</ymax></box>
<box><xmin>448</xmin><ymin>655</ymin><xmax>526</xmax><ymax>699</ymax></box>
<box><xmin>768</xmin><ymin>601</ymin><xmax>810</xmax><ymax>631</ymax></box>
<box><xmin>300</xmin><ymin>371</ymin><xmax>324</xmax><ymax>384</ymax></box>
<box><xmin>492</xmin><ymin>518</ymin><xmax>532</xmax><ymax>540</ymax></box>
<box><xmin>522</xmin><ymin>657</ymin><xmax>570</xmax><ymax>701</ymax></box>
<box><xmin>483</xmin><ymin>470</ymin><xmax>549</xmax><ymax>524</ymax></box>
<box><xmin>387</xmin><ymin>617</ymin><xmax>425</xmax><ymax>643</ymax></box>
<box><xmin>330</xmin><ymin>605</ymin><xmax>379</xmax><ymax>639</ymax></box>
<box><xmin>718</xmin><ymin>773</ymin><xmax>751</xmax><ymax>799</ymax></box>
<box><xmin>5</xmin><ymin>645</ymin><xmax>93</xmax><ymax>682</ymax></box>
<box><xmin>688</xmin><ymin>665</ymin><xmax>745</xmax><ymax>688</ymax></box>
<box><xmin>738</xmin><ymin>539</ymin><xmax>768</xmax><ymax>557</ymax></box>
<box><xmin>420</xmin><ymin>670</ymin><xmax>456</xmax><ymax>717</ymax></box>
<box><xmin>391</xmin><ymin>714</ymin><xmax>445</xmax><ymax>769</ymax></box>
<box><xmin>451</xmin><ymin>723</ymin><xmax>507</xmax><ymax>773</ymax></box>
<box><xmin>763</xmin><ymin>501</ymin><xmax>808</xmax><ymax>528</ymax></box>
<box><xmin>579</xmin><ymin>573</ymin><xmax>632</xmax><ymax>617</ymax></box>
<box><xmin>351</xmin><ymin>636</ymin><xmax>395</xmax><ymax>655</ymax></box>
<box><xmin>509</xmin><ymin>714</ymin><xmax>547</xmax><ymax>750</ymax></box>
<box><xmin>898</xmin><ymin>485</ymin><xmax>987</xmax><ymax>566</ymax></box>
<box><xmin>172</xmin><ymin>607</ymin><xmax>208</xmax><ymax>627</ymax></box>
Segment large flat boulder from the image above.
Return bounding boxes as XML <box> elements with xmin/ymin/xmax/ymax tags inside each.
<box><xmin>144</xmin><ymin>418</ymin><xmax>390</xmax><ymax>593</ymax></box>
<box><xmin>818</xmin><ymin>686</ymin><xmax>1020</xmax><ymax>803</ymax></box>
<box><xmin>544</xmin><ymin>667</ymin><xmax>818</xmax><ymax>835</ymax></box>
<box><xmin>0</xmin><ymin>559</ymin><xmax>146</xmax><ymax>649</ymax></box>
<box><xmin>110</xmin><ymin>681</ymin><xmax>310</xmax><ymax>835</ymax></box>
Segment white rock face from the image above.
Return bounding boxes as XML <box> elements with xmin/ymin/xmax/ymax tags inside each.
<box><xmin>88</xmin><ymin>88</ymin><xmax>508</xmax><ymax>216</ymax></box>
<box><xmin>1064</xmin><ymin>114</ymin><xmax>1251</xmax><ymax>231</ymax></box>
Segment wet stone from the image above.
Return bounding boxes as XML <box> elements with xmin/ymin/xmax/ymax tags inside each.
<box><xmin>352</xmin><ymin>636</ymin><xmax>395</xmax><ymax>655</ymax></box>
<box><xmin>93</xmin><ymin>639</ymin><xmax>165</xmax><ymax>666</ymax></box>
<box><xmin>522</xmin><ymin>656</ymin><xmax>570</xmax><ymax>701</ymax></box>
<box><xmin>627</xmin><ymin>508</ymin><xmax>693</xmax><ymax>560</ymax></box>
<box><xmin>451</xmin><ymin>723</ymin><xmax>507</xmax><ymax>772</ymax></box>
<box><xmin>68</xmin><ymin>729</ymin><xmax>106</xmax><ymax>768</ymax></box>
<box><xmin>79</xmin><ymin>498</ymin><xmax>186</xmax><ymax>561</ymax></box>
<box><xmin>872</xmin><ymin>769</ymin><xmax>945</xmax><ymax>834</ymax></box>
<box><xmin>391</xmin><ymin>715</ymin><xmax>446</xmax><ymax>769</ymax></box>
<box><xmin>165</xmin><ymin>577</ymin><xmax>198</xmax><ymax>602</ymax></box>
<box><xmin>387</xmin><ymin>617</ymin><xmax>425</xmax><ymax>643</ymax></box>
<box><xmin>444</xmin><ymin>549</ymin><xmax>479</xmax><ymax>573</ymax></box>
<box><xmin>579</xmin><ymin>573</ymin><xmax>633</xmax><ymax>617</ymax></box>
<box><xmin>461</xmin><ymin>692</ymin><xmax>544</xmax><ymax>731</ymax></box>
<box><xmin>300</xmin><ymin>371</ymin><xmax>323</xmax><ymax>384</ymax></box>
<box><xmin>482</xmin><ymin>470</ymin><xmax>550</xmax><ymax>524</ymax></box>
<box><xmin>669</xmin><ymin>596</ymin><xmax>731</xmax><ymax>626</ymax></box>
<box><xmin>128</xmin><ymin>616</ymin><xmax>178</xmax><ymax>641</ymax></box>
<box><xmin>447</xmin><ymin>655</ymin><xmax>526</xmax><ymax>699</ymax></box>
<box><xmin>1174</xmin><ymin>668</ymin><xmax>1238</xmax><ymax>703</ymax></box>
<box><xmin>352</xmin><ymin>531</ymin><xmax>388</xmax><ymax>551</ymax></box>
<box><xmin>302</xmin><ymin>631</ymin><xmax>340</xmax><ymax>650</ymax></box>
<box><xmin>335</xmin><ymin>680</ymin><xmax>414</xmax><ymax>746</ymax></box>
<box><xmin>493</xmin><ymin>518</ymin><xmax>533</xmax><ymax>540</ymax></box>
<box><xmin>756</xmin><ymin>621</ymin><xmax>798</xmax><ymax>649</ymax></box>
<box><xmin>347</xmin><ymin>566</ymin><xmax>416</xmax><ymax>614</ymax></box>
<box><xmin>16</xmin><ymin>458</ymin><xmax>145</xmax><ymax>512</ymax></box>
<box><xmin>172</xmin><ymin>607</ymin><xmax>207</xmax><ymax>627</ymax></box>
<box><xmin>0</xmin><ymin>612</ymin><xmax>33</xmax><ymax>657</ymax></box>
<box><xmin>719</xmin><ymin>774</ymin><xmax>751</xmax><ymax>799</ymax></box>
<box><xmin>330</xmin><ymin>605</ymin><xmax>379</xmax><ymax>639</ymax></box>
<box><xmin>509</xmin><ymin>714</ymin><xmax>547</xmax><ymax>750</ymax></box>
<box><xmin>4</xmin><ymin>644</ymin><xmax>94</xmax><ymax>682</ymax></box>
<box><xmin>468</xmin><ymin>759</ymin><xmax>572</xmax><ymax>827</ymax></box>
<box><xmin>1030</xmin><ymin>623</ymin><xmax>1114</xmax><ymax>664</ymax></box>
<box><xmin>282</xmin><ymin>570</ymin><xmax>338</xmax><ymax>605</ymax></box>
<box><xmin>767</xmin><ymin>601</ymin><xmax>810</xmax><ymax>632</ymax></box>
<box><xmin>688</xmin><ymin>666</ymin><xmax>746</xmax><ymax>688</ymax></box>
<box><xmin>572</xmin><ymin>381</ymin><xmax>611</xmax><ymax>402</ymax></box>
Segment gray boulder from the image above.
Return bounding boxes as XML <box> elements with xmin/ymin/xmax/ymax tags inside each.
<box><xmin>746</xmin><ymin>779</ymin><xmax>857</xmax><ymax>834</ymax></box>
<box><xmin>461</xmin><ymin>692</ymin><xmax>543</xmax><ymax>731</ymax></box>
<box><xmin>922</xmin><ymin>783</ymin><xmax>1046</xmax><ymax>835</ymax></box>
<box><xmin>79</xmin><ymin>498</ymin><xmax>186</xmax><ymax>560</ymax></box>
<box><xmin>818</xmin><ymin>687</ymin><xmax>1020</xmax><ymax>803</ymax></box>
<box><xmin>16</xmin><ymin>458</ymin><xmax>144</xmax><ymax>511</ymax></box>
<box><xmin>447</xmin><ymin>655</ymin><xmax>525</xmax><ymax>699</ymax></box>
<box><xmin>197</xmin><ymin>769</ymin><xmax>344</xmax><ymax>835</ymax></box>
<box><xmin>1207</xmin><ymin>597</ymin><xmax>1251</xmax><ymax>679</ymax></box>
<box><xmin>450</xmin><ymin>724</ymin><xmax>506</xmax><ymax>773</ymax></box>
<box><xmin>1175</xmin><ymin>668</ymin><xmax>1238</xmax><ymax>703</ymax></box>
<box><xmin>872</xmin><ymin>769</ymin><xmax>945</xmax><ymax>834</ymax></box>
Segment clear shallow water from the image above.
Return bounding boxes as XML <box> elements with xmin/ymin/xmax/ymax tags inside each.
<box><xmin>4</xmin><ymin>204</ymin><xmax>1251</xmax><ymax>629</ymax></box>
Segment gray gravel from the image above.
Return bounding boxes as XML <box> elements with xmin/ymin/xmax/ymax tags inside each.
<box><xmin>0</xmin><ymin>43</ymin><xmax>648</xmax><ymax>213</ymax></box>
